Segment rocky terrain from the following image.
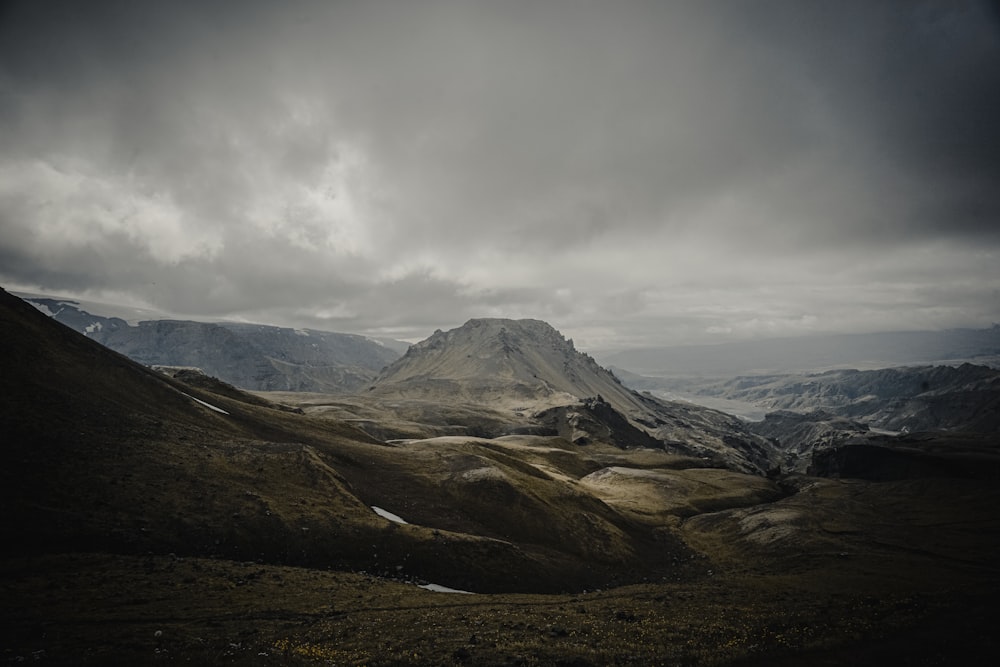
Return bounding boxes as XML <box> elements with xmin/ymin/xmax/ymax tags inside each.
<box><xmin>19</xmin><ymin>293</ymin><xmax>404</xmax><ymax>392</ymax></box>
<box><xmin>3</xmin><ymin>287</ymin><xmax>999</xmax><ymax>665</ymax></box>
<box><xmin>747</xmin><ymin>409</ymin><xmax>872</xmax><ymax>473</ymax></box>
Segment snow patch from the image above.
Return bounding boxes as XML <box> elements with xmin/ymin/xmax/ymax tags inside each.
<box><xmin>294</xmin><ymin>328</ymin><xmax>310</xmax><ymax>337</ymax></box>
<box><xmin>181</xmin><ymin>392</ymin><xmax>230</xmax><ymax>415</ymax></box>
<box><xmin>371</xmin><ymin>506</ymin><xmax>408</xmax><ymax>524</ymax></box>
<box><xmin>85</xmin><ymin>321</ymin><xmax>103</xmax><ymax>334</ymax></box>
<box><xmin>418</xmin><ymin>583</ymin><xmax>474</xmax><ymax>594</ymax></box>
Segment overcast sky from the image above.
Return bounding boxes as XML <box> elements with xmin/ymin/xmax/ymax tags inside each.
<box><xmin>2</xmin><ymin>1</ymin><xmax>999</xmax><ymax>349</ymax></box>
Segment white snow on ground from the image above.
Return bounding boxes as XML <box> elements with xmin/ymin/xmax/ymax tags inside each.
<box><xmin>367</xmin><ymin>508</ymin><xmax>477</xmax><ymax>593</ymax></box>
<box><xmin>181</xmin><ymin>392</ymin><xmax>230</xmax><ymax>415</ymax></box>
<box><xmin>85</xmin><ymin>321</ymin><xmax>103</xmax><ymax>334</ymax></box>
<box><xmin>371</xmin><ymin>506</ymin><xmax>408</xmax><ymax>524</ymax></box>
<box><xmin>418</xmin><ymin>583</ymin><xmax>475</xmax><ymax>594</ymax></box>
<box><xmin>294</xmin><ymin>328</ymin><xmax>310</xmax><ymax>336</ymax></box>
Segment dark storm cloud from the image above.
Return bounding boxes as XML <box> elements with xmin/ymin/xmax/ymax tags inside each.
<box><xmin>725</xmin><ymin>1</ymin><xmax>1000</xmax><ymax>242</ymax></box>
<box><xmin>0</xmin><ymin>0</ymin><xmax>997</xmax><ymax>346</ymax></box>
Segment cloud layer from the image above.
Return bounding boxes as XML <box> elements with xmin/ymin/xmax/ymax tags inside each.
<box><xmin>2</xmin><ymin>0</ymin><xmax>999</xmax><ymax>348</ymax></box>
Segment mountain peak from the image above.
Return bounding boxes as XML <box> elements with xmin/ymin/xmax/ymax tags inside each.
<box><xmin>371</xmin><ymin>317</ymin><xmax>632</xmax><ymax>411</ymax></box>
<box><xmin>415</xmin><ymin>318</ymin><xmax>574</xmax><ymax>353</ymax></box>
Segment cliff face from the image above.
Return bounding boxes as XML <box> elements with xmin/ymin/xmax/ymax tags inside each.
<box><xmin>807</xmin><ymin>434</ymin><xmax>1000</xmax><ymax>482</ymax></box>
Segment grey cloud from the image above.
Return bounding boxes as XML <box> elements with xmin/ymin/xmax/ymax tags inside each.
<box><xmin>1</xmin><ymin>0</ymin><xmax>997</xmax><ymax>346</ymax></box>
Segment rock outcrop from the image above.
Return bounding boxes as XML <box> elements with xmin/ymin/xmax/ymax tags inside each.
<box><xmin>748</xmin><ymin>409</ymin><xmax>872</xmax><ymax>472</ymax></box>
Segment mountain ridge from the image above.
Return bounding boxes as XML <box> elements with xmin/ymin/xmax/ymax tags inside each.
<box><xmin>17</xmin><ymin>293</ymin><xmax>405</xmax><ymax>392</ymax></box>
<box><xmin>599</xmin><ymin>327</ymin><xmax>1000</xmax><ymax>377</ymax></box>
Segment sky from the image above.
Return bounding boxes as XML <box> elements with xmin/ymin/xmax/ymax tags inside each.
<box><xmin>1</xmin><ymin>0</ymin><xmax>999</xmax><ymax>350</ymax></box>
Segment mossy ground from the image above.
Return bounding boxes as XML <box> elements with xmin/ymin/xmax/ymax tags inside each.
<box><xmin>3</xmin><ymin>550</ymin><xmax>996</xmax><ymax>666</ymax></box>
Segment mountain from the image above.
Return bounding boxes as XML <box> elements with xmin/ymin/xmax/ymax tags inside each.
<box><xmin>642</xmin><ymin>364</ymin><xmax>1000</xmax><ymax>433</ymax></box>
<box><xmin>17</xmin><ymin>293</ymin><xmax>404</xmax><ymax>392</ymax></box>
<box><xmin>4</xmin><ymin>286</ymin><xmax>1000</xmax><ymax>664</ymax></box>
<box><xmin>372</xmin><ymin>318</ymin><xmax>639</xmax><ymax>409</ymax></box>
<box><xmin>599</xmin><ymin>327</ymin><xmax>1000</xmax><ymax>377</ymax></box>
<box><xmin>371</xmin><ymin>318</ymin><xmax>781</xmax><ymax>473</ymax></box>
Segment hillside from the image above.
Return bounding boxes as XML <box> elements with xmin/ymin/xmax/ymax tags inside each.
<box><xmin>2</xmin><ymin>287</ymin><xmax>696</xmax><ymax>593</ymax></box>
<box><xmin>18</xmin><ymin>293</ymin><xmax>403</xmax><ymax>392</ymax></box>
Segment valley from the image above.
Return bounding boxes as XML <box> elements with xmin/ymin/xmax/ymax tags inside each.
<box><xmin>620</xmin><ymin>364</ymin><xmax>1000</xmax><ymax>473</ymax></box>
<box><xmin>3</xmin><ymin>288</ymin><xmax>999</xmax><ymax>665</ymax></box>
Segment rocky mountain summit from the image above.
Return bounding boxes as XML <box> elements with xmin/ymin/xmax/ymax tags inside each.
<box><xmin>19</xmin><ymin>294</ymin><xmax>403</xmax><ymax>392</ymax></box>
<box><xmin>371</xmin><ymin>318</ymin><xmax>780</xmax><ymax>473</ymax></box>
<box><xmin>372</xmin><ymin>318</ymin><xmax>636</xmax><ymax>408</ymax></box>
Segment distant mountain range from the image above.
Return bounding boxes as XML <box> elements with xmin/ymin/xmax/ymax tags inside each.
<box><xmin>621</xmin><ymin>363</ymin><xmax>1000</xmax><ymax>472</ymax></box>
<box><xmin>598</xmin><ymin>327</ymin><xmax>1000</xmax><ymax>377</ymax></box>
<box><xmin>628</xmin><ymin>364</ymin><xmax>1000</xmax><ymax>433</ymax></box>
<box><xmin>17</xmin><ymin>292</ymin><xmax>405</xmax><ymax>392</ymax></box>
